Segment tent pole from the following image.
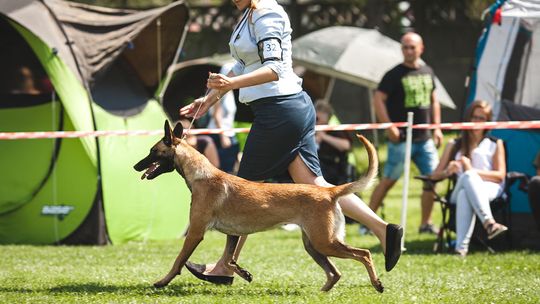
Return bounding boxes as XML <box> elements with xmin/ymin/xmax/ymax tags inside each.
<box><xmin>400</xmin><ymin>112</ymin><xmax>414</xmax><ymax>251</ymax></box>
<box><xmin>156</xmin><ymin>18</ymin><xmax>162</xmax><ymax>86</ymax></box>
<box><xmin>324</xmin><ymin>77</ymin><xmax>336</xmax><ymax>103</ymax></box>
<box><xmin>157</xmin><ymin>10</ymin><xmax>191</xmax><ymax>102</ymax></box>
<box><xmin>367</xmin><ymin>88</ymin><xmax>379</xmax><ymax>147</ymax></box>
<box><xmin>51</xmin><ymin>90</ymin><xmax>59</xmax><ymax>244</ymax></box>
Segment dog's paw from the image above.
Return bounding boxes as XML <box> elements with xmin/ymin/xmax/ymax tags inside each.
<box><xmin>373</xmin><ymin>279</ymin><xmax>384</xmax><ymax>293</ymax></box>
<box><xmin>231</xmin><ymin>261</ymin><xmax>253</xmax><ymax>283</ymax></box>
<box><xmin>153</xmin><ymin>279</ymin><xmax>170</xmax><ymax>288</ymax></box>
<box><xmin>238</xmin><ymin>269</ymin><xmax>253</xmax><ymax>283</ymax></box>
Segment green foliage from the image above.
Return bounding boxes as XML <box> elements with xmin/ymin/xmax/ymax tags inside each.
<box><xmin>409</xmin><ymin>0</ymin><xmax>493</xmax><ymax>26</ymax></box>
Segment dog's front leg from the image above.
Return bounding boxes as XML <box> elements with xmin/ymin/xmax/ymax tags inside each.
<box><xmin>154</xmin><ymin>225</ymin><xmax>206</xmax><ymax>288</ymax></box>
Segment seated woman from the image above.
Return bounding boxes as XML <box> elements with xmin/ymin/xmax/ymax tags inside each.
<box><xmin>430</xmin><ymin>100</ymin><xmax>508</xmax><ymax>256</ymax></box>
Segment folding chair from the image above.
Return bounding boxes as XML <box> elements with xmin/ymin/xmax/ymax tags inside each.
<box><xmin>415</xmin><ymin>171</ymin><xmax>528</xmax><ymax>253</ymax></box>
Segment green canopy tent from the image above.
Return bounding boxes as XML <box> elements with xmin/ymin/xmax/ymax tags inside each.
<box><xmin>0</xmin><ymin>0</ymin><xmax>191</xmax><ymax>244</ymax></box>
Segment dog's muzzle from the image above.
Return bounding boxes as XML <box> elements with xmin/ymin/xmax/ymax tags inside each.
<box><xmin>134</xmin><ymin>156</ymin><xmax>174</xmax><ymax>180</ymax></box>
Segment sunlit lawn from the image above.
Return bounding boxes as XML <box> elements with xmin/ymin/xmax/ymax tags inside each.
<box><xmin>2</xmin><ymin>174</ymin><xmax>539</xmax><ymax>303</ymax></box>
<box><xmin>1</xmin><ymin>138</ymin><xmax>539</xmax><ymax>303</ymax></box>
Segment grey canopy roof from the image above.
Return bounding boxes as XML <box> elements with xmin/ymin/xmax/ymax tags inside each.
<box><xmin>0</xmin><ymin>0</ymin><xmax>189</xmax><ymax>92</ymax></box>
<box><xmin>503</xmin><ymin>0</ymin><xmax>540</xmax><ymax>17</ymax></box>
<box><xmin>292</xmin><ymin>26</ymin><xmax>456</xmax><ymax>109</ymax></box>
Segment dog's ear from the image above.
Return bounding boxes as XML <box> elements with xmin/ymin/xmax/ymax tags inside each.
<box><xmin>163</xmin><ymin>120</ymin><xmax>173</xmax><ymax>146</ymax></box>
<box><xmin>172</xmin><ymin>122</ymin><xmax>184</xmax><ymax>139</ymax></box>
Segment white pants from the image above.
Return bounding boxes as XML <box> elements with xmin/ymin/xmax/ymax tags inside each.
<box><xmin>450</xmin><ymin>170</ymin><xmax>502</xmax><ymax>252</ymax></box>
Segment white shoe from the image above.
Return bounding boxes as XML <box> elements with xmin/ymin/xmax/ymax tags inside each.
<box><xmin>281</xmin><ymin>224</ymin><xmax>300</xmax><ymax>231</ymax></box>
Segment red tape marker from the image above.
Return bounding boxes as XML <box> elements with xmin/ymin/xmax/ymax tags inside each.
<box><xmin>1</xmin><ymin>121</ymin><xmax>540</xmax><ymax>140</ymax></box>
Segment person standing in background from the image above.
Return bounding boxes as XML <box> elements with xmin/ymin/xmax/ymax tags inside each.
<box><xmin>207</xmin><ymin>62</ymin><xmax>240</xmax><ymax>174</ymax></box>
<box><xmin>366</xmin><ymin>32</ymin><xmax>443</xmax><ymax>235</ymax></box>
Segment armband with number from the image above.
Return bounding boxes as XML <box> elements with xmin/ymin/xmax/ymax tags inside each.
<box><xmin>257</xmin><ymin>37</ymin><xmax>283</xmax><ymax>63</ymax></box>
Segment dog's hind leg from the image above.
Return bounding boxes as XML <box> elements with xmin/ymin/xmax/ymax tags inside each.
<box><xmin>301</xmin><ymin>231</ymin><xmax>341</xmax><ymax>292</ymax></box>
<box><xmin>317</xmin><ymin>241</ymin><xmax>384</xmax><ymax>293</ymax></box>
<box><xmin>224</xmin><ymin>235</ymin><xmax>253</xmax><ymax>282</ymax></box>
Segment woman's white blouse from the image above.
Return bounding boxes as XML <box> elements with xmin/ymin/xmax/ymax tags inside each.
<box><xmin>455</xmin><ymin>137</ymin><xmax>503</xmax><ymax>192</ymax></box>
<box><xmin>455</xmin><ymin>137</ymin><xmax>498</xmax><ymax>173</ymax></box>
<box><xmin>229</xmin><ymin>0</ymin><xmax>302</xmax><ymax>103</ymax></box>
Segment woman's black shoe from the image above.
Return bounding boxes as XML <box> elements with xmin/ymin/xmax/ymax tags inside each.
<box><xmin>385</xmin><ymin>224</ymin><xmax>403</xmax><ymax>272</ymax></box>
<box><xmin>185</xmin><ymin>261</ymin><xmax>234</xmax><ymax>285</ymax></box>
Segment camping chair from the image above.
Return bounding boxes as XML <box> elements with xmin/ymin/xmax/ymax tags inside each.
<box><xmin>415</xmin><ymin>171</ymin><xmax>529</xmax><ymax>253</ymax></box>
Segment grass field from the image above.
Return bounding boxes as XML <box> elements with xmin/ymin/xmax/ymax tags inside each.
<box><xmin>1</xmin><ymin>173</ymin><xmax>540</xmax><ymax>303</ymax></box>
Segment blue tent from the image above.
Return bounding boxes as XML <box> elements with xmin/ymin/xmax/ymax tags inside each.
<box><xmin>467</xmin><ymin>0</ymin><xmax>540</xmax><ymax>248</ymax></box>
<box><xmin>468</xmin><ymin>0</ymin><xmax>540</xmax><ymax>212</ymax></box>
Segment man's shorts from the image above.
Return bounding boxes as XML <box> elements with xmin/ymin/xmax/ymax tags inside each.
<box><xmin>383</xmin><ymin>139</ymin><xmax>438</xmax><ymax>181</ymax></box>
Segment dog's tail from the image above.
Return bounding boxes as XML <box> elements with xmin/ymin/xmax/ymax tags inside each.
<box><xmin>331</xmin><ymin>134</ymin><xmax>378</xmax><ymax>198</ymax></box>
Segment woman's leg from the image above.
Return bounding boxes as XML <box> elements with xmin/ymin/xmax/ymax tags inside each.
<box><xmin>453</xmin><ymin>171</ymin><xmax>503</xmax><ymax>253</ymax></box>
<box><xmin>459</xmin><ymin>171</ymin><xmax>496</xmax><ymax>224</ymax></box>
<box><xmin>288</xmin><ymin>155</ymin><xmax>388</xmax><ymax>252</ymax></box>
<box><xmin>454</xmin><ymin>189</ymin><xmax>476</xmax><ymax>253</ymax></box>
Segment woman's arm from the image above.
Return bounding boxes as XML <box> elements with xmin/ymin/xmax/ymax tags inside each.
<box><xmin>467</xmin><ymin>139</ymin><xmax>506</xmax><ymax>183</ymax></box>
<box><xmin>207</xmin><ymin>66</ymin><xmax>277</xmax><ymax>92</ymax></box>
<box><xmin>429</xmin><ymin>140</ymin><xmax>455</xmax><ymax>180</ymax></box>
<box><xmin>179</xmin><ymin>70</ymin><xmax>236</xmax><ymax>119</ymax></box>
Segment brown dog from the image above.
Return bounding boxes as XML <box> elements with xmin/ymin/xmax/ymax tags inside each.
<box><xmin>134</xmin><ymin>120</ymin><xmax>383</xmax><ymax>292</ymax></box>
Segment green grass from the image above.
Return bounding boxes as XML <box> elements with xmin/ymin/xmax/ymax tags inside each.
<box><xmin>2</xmin><ymin>178</ymin><xmax>539</xmax><ymax>303</ymax></box>
<box><xmin>1</xmin><ymin>137</ymin><xmax>539</xmax><ymax>303</ymax></box>
<box><xmin>1</xmin><ymin>229</ymin><xmax>539</xmax><ymax>303</ymax></box>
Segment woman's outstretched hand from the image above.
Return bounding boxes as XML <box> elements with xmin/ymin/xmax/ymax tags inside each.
<box><xmin>179</xmin><ymin>97</ymin><xmax>209</xmax><ymax>119</ymax></box>
<box><xmin>179</xmin><ymin>72</ymin><xmax>236</xmax><ymax>119</ymax></box>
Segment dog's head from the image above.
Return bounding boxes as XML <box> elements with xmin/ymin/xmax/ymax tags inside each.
<box><xmin>134</xmin><ymin>120</ymin><xmax>184</xmax><ymax>180</ymax></box>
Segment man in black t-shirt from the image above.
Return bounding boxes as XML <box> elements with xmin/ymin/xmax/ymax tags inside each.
<box><xmin>366</xmin><ymin>32</ymin><xmax>443</xmax><ymax>235</ymax></box>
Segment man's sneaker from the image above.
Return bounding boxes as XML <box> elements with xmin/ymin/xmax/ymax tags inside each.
<box><xmin>418</xmin><ymin>223</ymin><xmax>439</xmax><ymax>234</ymax></box>
<box><xmin>359</xmin><ymin>225</ymin><xmax>372</xmax><ymax>235</ymax></box>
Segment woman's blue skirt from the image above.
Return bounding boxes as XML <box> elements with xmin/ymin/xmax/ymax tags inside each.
<box><xmin>237</xmin><ymin>91</ymin><xmax>322</xmax><ymax>181</ymax></box>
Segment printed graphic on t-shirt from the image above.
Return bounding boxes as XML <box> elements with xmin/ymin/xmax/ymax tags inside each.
<box><xmin>401</xmin><ymin>74</ymin><xmax>433</xmax><ymax>108</ymax></box>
